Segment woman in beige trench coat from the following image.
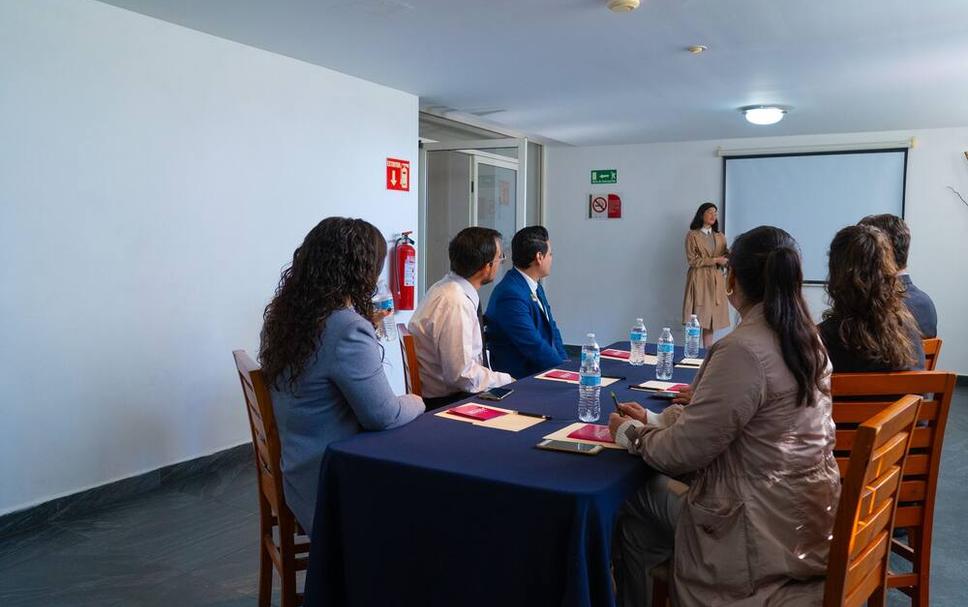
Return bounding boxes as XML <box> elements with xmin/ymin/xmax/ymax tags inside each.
<box><xmin>609</xmin><ymin>226</ymin><xmax>839</xmax><ymax>607</ymax></box>
<box><xmin>683</xmin><ymin>203</ymin><xmax>730</xmax><ymax>347</ymax></box>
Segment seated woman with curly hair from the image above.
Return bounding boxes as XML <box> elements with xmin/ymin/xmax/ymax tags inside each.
<box><xmin>259</xmin><ymin>217</ymin><xmax>424</xmax><ymax>532</ymax></box>
<box><xmin>818</xmin><ymin>224</ymin><xmax>925</xmax><ymax>372</ymax></box>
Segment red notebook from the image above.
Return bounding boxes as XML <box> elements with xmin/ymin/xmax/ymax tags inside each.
<box><xmin>447</xmin><ymin>403</ymin><xmax>508</xmax><ymax>421</ymax></box>
<box><xmin>543</xmin><ymin>370</ymin><xmax>580</xmax><ymax>381</ymax></box>
<box><xmin>601</xmin><ymin>348</ymin><xmax>631</xmax><ymax>360</ymax></box>
<box><xmin>567</xmin><ymin>424</ymin><xmax>615</xmax><ymax>444</ymax></box>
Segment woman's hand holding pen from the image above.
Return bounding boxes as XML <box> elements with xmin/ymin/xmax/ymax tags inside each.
<box><xmin>616</xmin><ymin>401</ymin><xmax>647</xmax><ymax>423</ymax></box>
<box><xmin>609</xmin><ymin>401</ymin><xmax>649</xmax><ymax>440</ymax></box>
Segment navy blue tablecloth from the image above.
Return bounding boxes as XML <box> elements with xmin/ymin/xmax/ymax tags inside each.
<box><xmin>304</xmin><ymin>343</ymin><xmax>701</xmax><ymax>607</ymax></box>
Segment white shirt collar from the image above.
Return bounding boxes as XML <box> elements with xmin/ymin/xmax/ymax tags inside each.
<box><xmin>701</xmin><ymin>226</ymin><xmax>712</xmax><ymax>235</ymax></box>
<box><xmin>446</xmin><ymin>272</ymin><xmax>479</xmax><ymax>308</ymax></box>
<box><xmin>515</xmin><ymin>267</ymin><xmax>540</xmax><ymax>294</ymax></box>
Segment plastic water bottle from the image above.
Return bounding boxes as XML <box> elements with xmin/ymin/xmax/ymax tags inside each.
<box><xmin>656</xmin><ymin>327</ymin><xmax>674</xmax><ymax>380</ymax></box>
<box><xmin>629</xmin><ymin>318</ymin><xmax>648</xmax><ymax>366</ymax></box>
<box><xmin>372</xmin><ymin>281</ymin><xmax>397</xmax><ymax>342</ymax></box>
<box><xmin>684</xmin><ymin>314</ymin><xmax>702</xmax><ymax>358</ymax></box>
<box><xmin>578</xmin><ymin>333</ymin><xmax>601</xmax><ymax>422</ymax></box>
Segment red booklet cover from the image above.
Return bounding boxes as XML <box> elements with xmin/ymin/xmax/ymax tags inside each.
<box><xmin>567</xmin><ymin>424</ymin><xmax>615</xmax><ymax>443</ymax></box>
<box><xmin>447</xmin><ymin>403</ymin><xmax>508</xmax><ymax>421</ymax></box>
<box><xmin>601</xmin><ymin>348</ymin><xmax>631</xmax><ymax>360</ymax></box>
<box><xmin>544</xmin><ymin>370</ymin><xmax>580</xmax><ymax>381</ymax></box>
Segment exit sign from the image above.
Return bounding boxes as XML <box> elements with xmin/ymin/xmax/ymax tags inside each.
<box><xmin>591</xmin><ymin>169</ymin><xmax>617</xmax><ymax>184</ymax></box>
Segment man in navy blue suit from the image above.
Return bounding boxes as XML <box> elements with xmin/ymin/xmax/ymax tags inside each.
<box><xmin>485</xmin><ymin>226</ymin><xmax>568</xmax><ymax>379</ymax></box>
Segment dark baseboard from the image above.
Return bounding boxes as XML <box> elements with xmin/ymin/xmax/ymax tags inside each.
<box><xmin>0</xmin><ymin>443</ymin><xmax>252</xmax><ymax>540</ymax></box>
<box><xmin>958</xmin><ymin>375</ymin><xmax>968</xmax><ymax>388</ymax></box>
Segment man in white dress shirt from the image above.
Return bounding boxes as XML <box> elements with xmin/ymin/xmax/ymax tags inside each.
<box><xmin>408</xmin><ymin>227</ymin><xmax>515</xmax><ymax>409</ymax></box>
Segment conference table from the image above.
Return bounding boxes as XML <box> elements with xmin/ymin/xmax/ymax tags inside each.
<box><xmin>304</xmin><ymin>342</ymin><xmax>702</xmax><ymax>607</ymax></box>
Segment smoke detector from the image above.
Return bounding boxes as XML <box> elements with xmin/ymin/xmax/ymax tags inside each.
<box><xmin>607</xmin><ymin>0</ymin><xmax>640</xmax><ymax>12</ymax></box>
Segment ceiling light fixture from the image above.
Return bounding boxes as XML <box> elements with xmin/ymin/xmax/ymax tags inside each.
<box><xmin>607</xmin><ymin>0</ymin><xmax>640</xmax><ymax>12</ymax></box>
<box><xmin>741</xmin><ymin>105</ymin><xmax>789</xmax><ymax>125</ymax></box>
<box><xmin>687</xmin><ymin>45</ymin><xmax>708</xmax><ymax>55</ymax></box>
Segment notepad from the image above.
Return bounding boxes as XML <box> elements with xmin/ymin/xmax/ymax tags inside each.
<box><xmin>538</xmin><ymin>369</ymin><xmax>580</xmax><ymax>382</ymax></box>
<box><xmin>600</xmin><ymin>348</ymin><xmax>631</xmax><ymax>361</ymax></box>
<box><xmin>567</xmin><ymin>424</ymin><xmax>615</xmax><ymax>443</ymax></box>
<box><xmin>434</xmin><ymin>403</ymin><xmax>545</xmax><ymax>432</ymax></box>
<box><xmin>543</xmin><ymin>422</ymin><xmax>625</xmax><ymax>450</ymax></box>
<box><xmin>601</xmin><ymin>349</ymin><xmax>658</xmax><ymax>365</ymax></box>
<box><xmin>635</xmin><ymin>381</ymin><xmax>689</xmax><ymax>392</ymax></box>
<box><xmin>535</xmin><ymin>369</ymin><xmax>622</xmax><ymax>387</ymax></box>
<box><xmin>476</xmin><ymin>413</ymin><xmax>546</xmax><ymax>432</ymax></box>
<box><xmin>446</xmin><ymin>403</ymin><xmax>508</xmax><ymax>421</ymax></box>
<box><xmin>676</xmin><ymin>357</ymin><xmax>704</xmax><ymax>368</ymax></box>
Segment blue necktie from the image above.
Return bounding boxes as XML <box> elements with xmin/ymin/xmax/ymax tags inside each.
<box><xmin>536</xmin><ymin>284</ymin><xmax>551</xmax><ymax>325</ymax></box>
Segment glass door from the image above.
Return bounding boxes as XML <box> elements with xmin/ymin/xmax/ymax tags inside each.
<box><xmin>473</xmin><ymin>155</ymin><xmax>518</xmax><ymax>306</ymax></box>
<box><xmin>419</xmin><ymin>138</ymin><xmax>529</xmax><ymax>302</ymax></box>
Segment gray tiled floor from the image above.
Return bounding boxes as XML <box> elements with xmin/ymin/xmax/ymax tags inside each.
<box><xmin>1</xmin><ymin>387</ymin><xmax>966</xmax><ymax>606</ymax></box>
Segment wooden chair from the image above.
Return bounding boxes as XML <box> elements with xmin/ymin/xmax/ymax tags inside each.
<box><xmin>650</xmin><ymin>393</ymin><xmax>925</xmax><ymax>607</ymax></box>
<box><xmin>922</xmin><ymin>338</ymin><xmax>942</xmax><ymax>371</ymax></box>
<box><xmin>824</xmin><ymin>394</ymin><xmax>922</xmax><ymax>606</ymax></box>
<box><xmin>832</xmin><ymin>371</ymin><xmax>957</xmax><ymax>606</ymax></box>
<box><xmin>397</xmin><ymin>322</ymin><xmax>422</xmax><ymax>396</ymax></box>
<box><xmin>233</xmin><ymin>350</ymin><xmax>309</xmax><ymax>607</ymax></box>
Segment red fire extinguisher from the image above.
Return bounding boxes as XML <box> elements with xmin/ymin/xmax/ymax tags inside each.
<box><xmin>392</xmin><ymin>231</ymin><xmax>416</xmax><ymax>311</ymax></box>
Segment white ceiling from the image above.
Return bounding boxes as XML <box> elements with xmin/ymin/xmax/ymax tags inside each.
<box><xmin>97</xmin><ymin>0</ymin><xmax>968</xmax><ymax>146</ymax></box>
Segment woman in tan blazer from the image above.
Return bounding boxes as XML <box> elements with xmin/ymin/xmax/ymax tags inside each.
<box><xmin>610</xmin><ymin>226</ymin><xmax>838</xmax><ymax>607</ymax></box>
<box><xmin>682</xmin><ymin>203</ymin><xmax>730</xmax><ymax>347</ymax></box>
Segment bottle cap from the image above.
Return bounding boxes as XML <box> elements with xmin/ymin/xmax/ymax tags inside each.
<box><xmin>635</xmin><ymin>318</ymin><xmax>643</xmax><ymax>323</ymax></box>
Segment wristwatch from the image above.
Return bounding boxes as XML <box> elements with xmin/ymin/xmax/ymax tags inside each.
<box><xmin>625</xmin><ymin>425</ymin><xmax>642</xmax><ymax>451</ymax></box>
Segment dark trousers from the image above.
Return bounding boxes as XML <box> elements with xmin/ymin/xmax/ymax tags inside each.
<box><xmin>422</xmin><ymin>392</ymin><xmax>473</xmax><ymax>412</ymax></box>
<box><xmin>613</xmin><ymin>474</ymin><xmax>687</xmax><ymax>607</ymax></box>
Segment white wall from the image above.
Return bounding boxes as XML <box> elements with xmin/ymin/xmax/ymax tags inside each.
<box><xmin>0</xmin><ymin>0</ymin><xmax>418</xmax><ymax>515</ymax></box>
<box><xmin>545</xmin><ymin>128</ymin><xmax>968</xmax><ymax>374</ymax></box>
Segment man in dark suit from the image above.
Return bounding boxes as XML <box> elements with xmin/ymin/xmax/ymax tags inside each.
<box><xmin>859</xmin><ymin>214</ymin><xmax>937</xmax><ymax>337</ymax></box>
<box><xmin>484</xmin><ymin>226</ymin><xmax>568</xmax><ymax>379</ymax></box>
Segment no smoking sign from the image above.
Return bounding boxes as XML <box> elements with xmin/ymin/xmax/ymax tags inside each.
<box><xmin>588</xmin><ymin>193</ymin><xmax>622</xmax><ymax>220</ymax></box>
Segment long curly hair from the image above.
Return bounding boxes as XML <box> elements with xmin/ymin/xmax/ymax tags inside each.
<box><xmin>823</xmin><ymin>224</ymin><xmax>918</xmax><ymax>369</ymax></box>
<box><xmin>259</xmin><ymin>217</ymin><xmax>387</xmax><ymax>392</ymax></box>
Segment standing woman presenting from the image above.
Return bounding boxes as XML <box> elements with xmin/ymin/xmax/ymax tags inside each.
<box><xmin>682</xmin><ymin>202</ymin><xmax>730</xmax><ymax>348</ymax></box>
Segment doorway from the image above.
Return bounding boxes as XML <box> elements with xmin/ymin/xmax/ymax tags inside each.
<box><xmin>420</xmin><ymin>137</ymin><xmax>529</xmax><ymax>308</ymax></box>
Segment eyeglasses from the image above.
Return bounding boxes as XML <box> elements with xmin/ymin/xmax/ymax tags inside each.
<box><xmin>490</xmin><ymin>251</ymin><xmax>506</xmax><ymax>265</ymax></box>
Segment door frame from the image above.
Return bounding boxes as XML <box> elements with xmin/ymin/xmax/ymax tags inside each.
<box><xmin>418</xmin><ymin>137</ymin><xmax>528</xmax><ymax>295</ymax></box>
<box><xmin>421</xmin><ymin>137</ymin><xmax>528</xmax><ymax>231</ymax></box>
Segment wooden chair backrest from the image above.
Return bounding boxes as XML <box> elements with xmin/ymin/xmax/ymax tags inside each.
<box><xmin>922</xmin><ymin>338</ymin><xmax>942</xmax><ymax>371</ymax></box>
<box><xmin>831</xmin><ymin>371</ymin><xmax>956</xmax><ymax>596</ymax></box>
<box><xmin>233</xmin><ymin>350</ymin><xmax>299</xmax><ymax>533</ymax></box>
<box><xmin>398</xmin><ymin>323</ymin><xmax>422</xmax><ymax>396</ymax></box>
<box><xmin>824</xmin><ymin>394</ymin><xmax>922</xmax><ymax>607</ymax></box>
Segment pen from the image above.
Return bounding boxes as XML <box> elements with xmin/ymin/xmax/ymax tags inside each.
<box><xmin>610</xmin><ymin>391</ymin><xmax>625</xmax><ymax>417</ymax></box>
<box><xmin>515</xmin><ymin>410</ymin><xmax>552</xmax><ymax>420</ymax></box>
<box><xmin>627</xmin><ymin>385</ymin><xmax>656</xmax><ymax>392</ymax></box>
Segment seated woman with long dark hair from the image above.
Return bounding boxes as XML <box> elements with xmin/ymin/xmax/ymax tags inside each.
<box><xmin>608</xmin><ymin>226</ymin><xmax>839</xmax><ymax>606</ymax></box>
<box><xmin>818</xmin><ymin>224</ymin><xmax>925</xmax><ymax>372</ymax></box>
<box><xmin>259</xmin><ymin>217</ymin><xmax>424</xmax><ymax>532</ymax></box>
